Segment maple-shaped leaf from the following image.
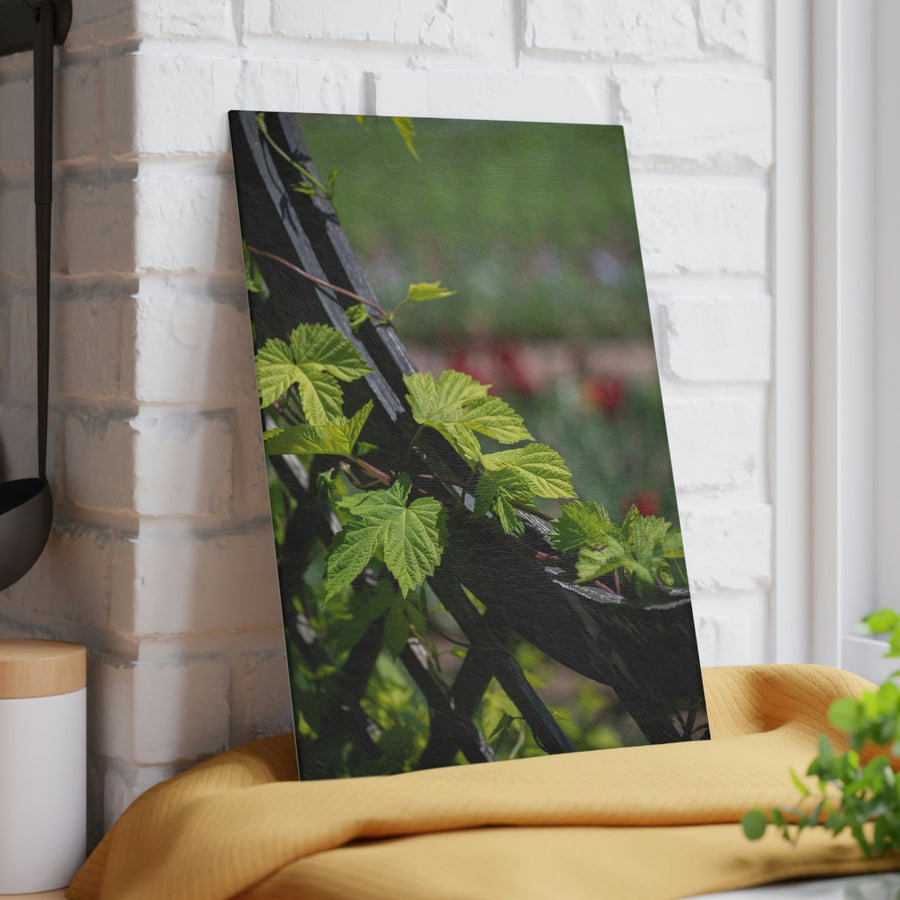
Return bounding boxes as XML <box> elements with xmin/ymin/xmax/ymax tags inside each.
<box><xmin>263</xmin><ymin>402</ymin><xmax>372</xmax><ymax>457</ymax></box>
<box><xmin>472</xmin><ymin>475</ymin><xmax>526</xmax><ymax>535</ymax></box>
<box><xmin>549</xmin><ymin>501</ymin><xmax>613</xmax><ymax>553</ymax></box>
<box><xmin>472</xmin><ymin>444</ymin><xmax>573</xmax><ymax>536</ymax></box>
<box><xmin>576</xmin><ymin>537</ymin><xmax>653</xmax><ymax>585</ymax></box>
<box><xmin>404</xmin><ymin>370</ymin><xmax>531</xmax><ymax>464</ymax></box>
<box><xmin>326</xmin><ymin>475</ymin><xmax>447</xmax><ymax>599</ymax></box>
<box><xmin>254</xmin><ymin>323</ymin><xmax>371</xmax><ymax>423</ymax></box>
<box><xmin>480</xmin><ymin>443</ymin><xmax>575</xmax><ymax>500</ymax></box>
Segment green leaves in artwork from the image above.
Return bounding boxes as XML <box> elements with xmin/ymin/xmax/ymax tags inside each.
<box><xmin>405</xmin><ymin>369</ymin><xmax>531</xmax><ymax>464</ymax></box>
<box><xmin>255</xmin><ymin>323</ymin><xmax>371</xmax><ymax>420</ymax></box>
<box><xmin>326</xmin><ymin>475</ymin><xmax>448</xmax><ymax>600</ymax></box>
<box><xmin>263</xmin><ymin>401</ymin><xmax>373</xmax><ymax>457</ymax></box>
<box><xmin>403</xmin><ymin>281</ymin><xmax>455</xmax><ymax>305</ymax></box>
<box><xmin>475</xmin><ymin>444</ymin><xmax>575</xmax><ymax>536</ymax></box>
<box><xmin>551</xmin><ymin>501</ymin><xmax>684</xmax><ymax>587</ymax></box>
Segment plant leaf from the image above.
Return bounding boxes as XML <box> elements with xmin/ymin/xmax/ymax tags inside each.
<box><xmin>392</xmin><ymin>116</ymin><xmax>420</xmax><ymax>161</ymax></box>
<box><xmin>254</xmin><ymin>324</ymin><xmax>371</xmax><ymax>422</ymax></box>
<box><xmin>263</xmin><ymin>402</ymin><xmax>373</xmax><ymax>456</ymax></box>
<box><xmin>404</xmin><ymin>370</ymin><xmax>531</xmax><ymax>462</ymax></box>
<box><xmin>480</xmin><ymin>443</ymin><xmax>575</xmax><ymax>500</ymax></box>
<box><xmin>290</xmin><ymin>323</ymin><xmax>372</xmax><ymax>383</ymax></box>
<box><xmin>741</xmin><ymin>809</ymin><xmax>769</xmax><ymax>841</ymax></box>
<box><xmin>330</xmin><ymin>475</ymin><xmax>447</xmax><ymax>598</ymax></box>
<box><xmin>828</xmin><ymin>697</ymin><xmax>862</xmax><ymax>733</ymax></box>
<box><xmin>345</xmin><ymin>303</ymin><xmax>370</xmax><ymax>330</ymax></box>
<box><xmin>549</xmin><ymin>501</ymin><xmax>613</xmax><ymax>553</ymax></box>
<box><xmin>324</xmin><ymin>524</ymin><xmax>381</xmax><ymax>600</ymax></box>
<box><xmin>404</xmin><ymin>282</ymin><xmax>456</xmax><ymax>304</ymax></box>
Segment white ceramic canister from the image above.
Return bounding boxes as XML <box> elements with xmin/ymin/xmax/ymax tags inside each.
<box><xmin>0</xmin><ymin>640</ymin><xmax>86</xmax><ymax>894</ymax></box>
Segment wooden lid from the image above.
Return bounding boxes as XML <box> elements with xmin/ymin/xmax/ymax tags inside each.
<box><xmin>0</xmin><ymin>640</ymin><xmax>86</xmax><ymax>699</ymax></box>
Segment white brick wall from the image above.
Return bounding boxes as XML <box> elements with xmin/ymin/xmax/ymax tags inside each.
<box><xmin>0</xmin><ymin>0</ymin><xmax>776</xmax><ymax>840</ymax></box>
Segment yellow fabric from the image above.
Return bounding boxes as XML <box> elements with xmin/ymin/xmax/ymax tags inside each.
<box><xmin>68</xmin><ymin>665</ymin><xmax>900</xmax><ymax>900</ymax></box>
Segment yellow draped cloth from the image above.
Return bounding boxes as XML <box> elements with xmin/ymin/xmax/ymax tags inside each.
<box><xmin>68</xmin><ymin>665</ymin><xmax>900</xmax><ymax>900</ymax></box>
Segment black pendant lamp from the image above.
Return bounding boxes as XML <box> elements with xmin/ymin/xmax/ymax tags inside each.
<box><xmin>0</xmin><ymin>0</ymin><xmax>72</xmax><ymax>591</ymax></box>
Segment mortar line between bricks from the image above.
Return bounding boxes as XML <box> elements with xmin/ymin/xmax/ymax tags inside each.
<box><xmin>520</xmin><ymin>46</ymin><xmax>770</xmax><ymax>75</ymax></box>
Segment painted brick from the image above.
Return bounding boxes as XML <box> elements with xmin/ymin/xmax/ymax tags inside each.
<box><xmin>131</xmin><ymin>410</ymin><xmax>234</xmax><ymax>515</ymax></box>
<box><xmin>666</xmin><ymin>394</ymin><xmax>766</xmax><ymax>491</ymax></box>
<box><xmin>123</xmin><ymin>284</ymin><xmax>256</xmax><ymax>403</ymax></box>
<box><xmin>137</xmin><ymin>0</ymin><xmax>234</xmax><ymax>41</ymax></box>
<box><xmin>267</xmin><ymin>0</ymin><xmax>453</xmax><ymax>47</ymax></box>
<box><xmin>107</xmin><ymin>54</ymin><xmax>363</xmax><ymax>158</ymax></box>
<box><xmin>228</xmin><ymin>652</ymin><xmax>292</xmax><ymax>746</ymax></box>
<box><xmin>110</xmin><ymin>526</ymin><xmax>280</xmax><ymax>635</ymax></box>
<box><xmin>0</xmin><ymin>290</ymin><xmax>8</xmax><ymax>379</ymax></box>
<box><xmin>56</xmin><ymin>292</ymin><xmax>125</xmax><ymax>399</ymax></box>
<box><xmin>58</xmin><ymin>181</ymin><xmax>136</xmax><ymax>276</ymax></box>
<box><xmin>0</xmin><ymin>188</ymin><xmax>34</xmax><ymax>277</ymax></box>
<box><xmin>0</xmin><ymin>63</ymin><xmax>97</xmax><ymax>170</ymax></box>
<box><xmin>6</xmin><ymin>519</ymin><xmax>112</xmax><ymax>626</ymax></box>
<box><xmin>241</xmin><ymin>0</ymin><xmax>270</xmax><ymax>36</ymax></box>
<box><xmin>617</xmin><ymin>74</ymin><xmax>772</xmax><ymax>171</ymax></box>
<box><xmin>692</xmin><ymin>594</ymin><xmax>767</xmax><ymax>667</ymax></box>
<box><xmin>64</xmin><ymin>411</ymin><xmax>136</xmax><ymax>510</ymax></box>
<box><xmin>662</xmin><ymin>296</ymin><xmax>771</xmax><ymax>382</ymax></box>
<box><xmin>373</xmin><ymin>69</ymin><xmax>608</xmax><ymax>122</ymax></box>
<box><xmin>680</xmin><ymin>504</ymin><xmax>772</xmax><ymax>592</ymax></box>
<box><xmin>0</xmin><ymin>403</ymin><xmax>62</xmax><ymax>486</ymax></box>
<box><xmin>90</xmin><ymin>755</ymin><xmax>180</xmax><ymax>836</ymax></box>
<box><xmin>633</xmin><ymin>181</ymin><xmax>767</xmax><ymax>276</ymax></box>
<box><xmin>9</xmin><ymin>291</ymin><xmax>35</xmax><ymax>390</ymax></box>
<box><xmin>64</xmin><ymin>0</ymin><xmax>135</xmax><ymax>51</ymax></box>
<box><xmin>697</xmin><ymin>0</ymin><xmax>768</xmax><ymax>65</ymax></box>
<box><xmin>229</xmin><ymin>394</ymin><xmax>271</xmax><ymax>520</ymax></box>
<box><xmin>11</xmin><ymin>287</ymin><xmax>125</xmax><ymax>398</ymax></box>
<box><xmin>432</xmin><ymin>0</ymin><xmax>516</xmax><ymax>62</ymax></box>
<box><xmin>89</xmin><ymin>656</ymin><xmax>229</xmax><ymax>764</ymax></box>
<box><xmin>134</xmin><ymin>174</ymin><xmax>241</xmax><ymax>275</ymax></box>
<box><xmin>65</xmin><ymin>408</ymin><xmax>233</xmax><ymax>515</ymax></box>
<box><xmin>106</xmin><ymin>54</ymin><xmax>233</xmax><ymax>159</ymax></box>
<box><xmin>0</xmin><ymin>78</ymin><xmax>32</xmax><ymax>171</ymax></box>
<box><xmin>524</xmin><ymin>0</ymin><xmax>701</xmax><ymax>60</ymax></box>
<box><xmin>58</xmin><ymin>63</ymin><xmax>100</xmax><ymax>165</ymax></box>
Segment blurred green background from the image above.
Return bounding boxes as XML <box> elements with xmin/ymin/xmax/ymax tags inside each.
<box><xmin>299</xmin><ymin>113</ymin><xmax>680</xmax><ymax>525</ymax></box>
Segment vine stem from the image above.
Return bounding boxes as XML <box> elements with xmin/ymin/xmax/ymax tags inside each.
<box><xmin>255</xmin><ymin>114</ymin><xmax>331</xmax><ymax>198</ymax></box>
<box><xmin>346</xmin><ymin>455</ymin><xmax>392</xmax><ymax>486</ymax></box>
<box><xmin>246</xmin><ymin>245</ymin><xmax>389</xmax><ymax>319</ymax></box>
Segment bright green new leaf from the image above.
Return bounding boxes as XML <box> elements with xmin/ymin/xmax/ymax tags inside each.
<box><xmin>549</xmin><ymin>501</ymin><xmax>612</xmax><ymax>553</ymax></box>
<box><xmin>473</xmin><ymin>475</ymin><xmax>526</xmax><ymax>535</ymax></box>
<box><xmin>404</xmin><ymin>282</ymin><xmax>456</xmax><ymax>304</ymax></box>
<box><xmin>324</xmin><ymin>523</ymin><xmax>381</xmax><ymax>601</ymax></box>
<box><xmin>861</xmin><ymin>608</ymin><xmax>900</xmax><ymax>635</ymax></box>
<box><xmin>254</xmin><ymin>324</ymin><xmax>372</xmax><ymax>422</ymax></box>
<box><xmin>345</xmin><ymin>304</ymin><xmax>370</xmax><ymax>330</ymax></box>
<box><xmin>327</xmin><ymin>475</ymin><xmax>447</xmax><ymax>600</ymax></box>
<box><xmin>404</xmin><ymin>370</ymin><xmax>532</xmax><ymax>463</ymax></box>
<box><xmin>480</xmin><ymin>443</ymin><xmax>575</xmax><ymax>500</ymax></box>
<box><xmin>392</xmin><ymin>116</ymin><xmax>420</xmax><ymax>161</ymax></box>
<box><xmin>828</xmin><ymin>697</ymin><xmax>862</xmax><ymax>732</ymax></box>
<box><xmin>789</xmin><ymin>768</ymin><xmax>812</xmax><ymax>798</ymax></box>
<box><xmin>290</xmin><ymin>323</ymin><xmax>372</xmax><ymax>383</ymax></box>
<box><xmin>576</xmin><ymin>541</ymin><xmax>653</xmax><ymax>585</ymax></box>
<box><xmin>263</xmin><ymin>402</ymin><xmax>372</xmax><ymax>457</ymax></box>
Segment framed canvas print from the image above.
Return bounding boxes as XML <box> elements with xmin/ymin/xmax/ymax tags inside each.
<box><xmin>229</xmin><ymin>111</ymin><xmax>708</xmax><ymax>780</ymax></box>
